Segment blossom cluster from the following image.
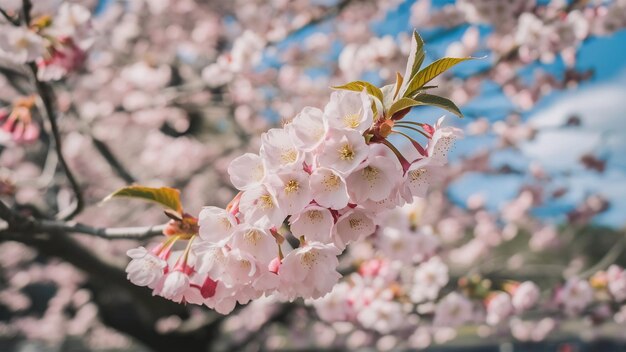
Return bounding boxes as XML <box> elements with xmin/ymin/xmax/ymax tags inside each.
<box><xmin>125</xmin><ymin>68</ymin><xmax>463</xmax><ymax>313</ymax></box>
<box><xmin>0</xmin><ymin>3</ymin><xmax>92</xmax><ymax>81</ymax></box>
<box><xmin>308</xmin><ymin>200</ymin><xmax>626</xmax><ymax>348</ymax></box>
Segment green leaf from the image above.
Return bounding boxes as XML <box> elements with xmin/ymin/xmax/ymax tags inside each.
<box><xmin>103</xmin><ymin>186</ymin><xmax>183</xmax><ymax>214</ymax></box>
<box><xmin>404</xmin><ymin>57</ymin><xmax>474</xmax><ymax>97</ymax></box>
<box><xmin>403</xmin><ymin>30</ymin><xmax>425</xmax><ymax>81</ymax></box>
<box><xmin>398</xmin><ymin>31</ymin><xmax>425</xmax><ymax>97</ymax></box>
<box><xmin>412</xmin><ymin>93</ymin><xmax>463</xmax><ymax>117</ymax></box>
<box><xmin>393</xmin><ymin>72</ymin><xmax>404</xmax><ymax>100</ymax></box>
<box><xmin>380</xmin><ymin>83</ymin><xmax>395</xmax><ymax>113</ymax></box>
<box><xmin>387</xmin><ymin>97</ymin><xmax>423</xmax><ymax>118</ymax></box>
<box><xmin>332</xmin><ymin>80</ymin><xmax>383</xmax><ymax>104</ymax></box>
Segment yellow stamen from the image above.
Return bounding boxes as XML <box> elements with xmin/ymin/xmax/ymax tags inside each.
<box><xmin>338</xmin><ymin>144</ymin><xmax>355</xmax><ymax>160</ymax></box>
<box><xmin>284</xmin><ymin>179</ymin><xmax>299</xmax><ymax>194</ymax></box>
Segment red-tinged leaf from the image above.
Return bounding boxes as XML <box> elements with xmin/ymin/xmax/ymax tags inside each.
<box><xmin>103</xmin><ymin>185</ymin><xmax>183</xmax><ymax>215</ymax></box>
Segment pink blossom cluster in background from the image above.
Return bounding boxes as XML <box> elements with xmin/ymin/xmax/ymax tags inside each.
<box><xmin>0</xmin><ymin>0</ymin><xmax>626</xmax><ymax>351</ymax></box>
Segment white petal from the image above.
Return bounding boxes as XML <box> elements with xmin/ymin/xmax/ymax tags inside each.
<box><xmin>290</xmin><ymin>205</ymin><xmax>334</xmax><ymax>243</ymax></box>
<box><xmin>310</xmin><ymin>167</ymin><xmax>349</xmax><ymax>210</ymax></box>
<box><xmin>228</xmin><ymin>153</ymin><xmax>266</xmax><ymax>190</ymax></box>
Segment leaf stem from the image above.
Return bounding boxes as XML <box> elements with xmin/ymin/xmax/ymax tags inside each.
<box><xmin>390</xmin><ymin>130</ymin><xmax>426</xmax><ymax>156</ymax></box>
<box><xmin>378</xmin><ymin>139</ymin><xmax>411</xmax><ymax>172</ymax></box>
<box><xmin>394</xmin><ymin>123</ymin><xmax>431</xmax><ymax>139</ymax></box>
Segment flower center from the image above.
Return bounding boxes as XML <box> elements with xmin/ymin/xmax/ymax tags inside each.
<box><xmin>284</xmin><ymin>179</ymin><xmax>299</xmax><ymax>194</ymax></box>
<box><xmin>307</xmin><ymin>210</ymin><xmax>323</xmax><ymax>222</ymax></box>
<box><xmin>300</xmin><ymin>250</ymin><xmax>318</xmax><ymax>268</ymax></box>
<box><xmin>280</xmin><ymin>149</ymin><xmax>298</xmax><ymax>164</ymax></box>
<box><xmin>244</xmin><ymin>229</ymin><xmax>261</xmax><ymax>244</ymax></box>
<box><xmin>259</xmin><ymin>194</ymin><xmax>274</xmax><ymax>209</ymax></box>
<box><xmin>362</xmin><ymin>166</ymin><xmax>379</xmax><ymax>181</ymax></box>
<box><xmin>338</xmin><ymin>144</ymin><xmax>355</xmax><ymax>160</ymax></box>
<box><xmin>323</xmin><ymin>173</ymin><xmax>340</xmax><ymax>190</ymax></box>
<box><xmin>349</xmin><ymin>218</ymin><xmax>362</xmax><ymax>229</ymax></box>
<box><xmin>342</xmin><ymin>112</ymin><xmax>361</xmax><ymax>129</ymax></box>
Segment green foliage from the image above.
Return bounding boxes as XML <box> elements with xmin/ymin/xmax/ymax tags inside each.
<box><xmin>387</xmin><ymin>97</ymin><xmax>423</xmax><ymax>118</ymax></box>
<box><xmin>103</xmin><ymin>186</ymin><xmax>183</xmax><ymax>215</ymax></box>
<box><xmin>332</xmin><ymin>80</ymin><xmax>384</xmax><ymax>104</ymax></box>
<box><xmin>404</xmin><ymin>57</ymin><xmax>474</xmax><ymax>98</ymax></box>
<box><xmin>402</xmin><ymin>31</ymin><xmax>425</xmax><ymax>83</ymax></box>
<box><xmin>334</xmin><ymin>30</ymin><xmax>473</xmax><ymax>121</ymax></box>
<box><xmin>412</xmin><ymin>93</ymin><xmax>463</xmax><ymax>117</ymax></box>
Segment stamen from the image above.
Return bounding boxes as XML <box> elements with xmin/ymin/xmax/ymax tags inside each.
<box><xmin>280</xmin><ymin>149</ymin><xmax>298</xmax><ymax>164</ymax></box>
<box><xmin>284</xmin><ymin>179</ymin><xmax>299</xmax><ymax>194</ymax></box>
<box><xmin>342</xmin><ymin>112</ymin><xmax>361</xmax><ymax>129</ymax></box>
<box><xmin>259</xmin><ymin>194</ymin><xmax>274</xmax><ymax>209</ymax></box>
<box><xmin>362</xmin><ymin>166</ymin><xmax>379</xmax><ymax>182</ymax></box>
<box><xmin>338</xmin><ymin>144</ymin><xmax>355</xmax><ymax>160</ymax></box>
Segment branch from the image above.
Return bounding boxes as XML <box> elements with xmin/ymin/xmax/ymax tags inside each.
<box><xmin>37</xmin><ymin>220</ymin><xmax>166</xmax><ymax>240</ymax></box>
<box><xmin>0</xmin><ymin>226</ymin><xmax>222</xmax><ymax>352</ymax></box>
<box><xmin>0</xmin><ymin>8</ymin><xmax>19</xmax><ymax>26</ymax></box>
<box><xmin>28</xmin><ymin>63</ymin><xmax>85</xmax><ymax>220</ymax></box>
<box><xmin>580</xmin><ymin>234</ymin><xmax>626</xmax><ymax>278</ymax></box>
<box><xmin>90</xmin><ymin>136</ymin><xmax>137</xmax><ymax>184</ymax></box>
<box><xmin>18</xmin><ymin>0</ymin><xmax>83</xmax><ymax>220</ymax></box>
<box><xmin>1</xmin><ymin>199</ymin><xmax>164</xmax><ymax>240</ymax></box>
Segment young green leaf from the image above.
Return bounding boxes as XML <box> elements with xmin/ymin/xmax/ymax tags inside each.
<box><xmin>380</xmin><ymin>83</ymin><xmax>396</xmax><ymax>113</ymax></box>
<box><xmin>332</xmin><ymin>81</ymin><xmax>383</xmax><ymax>104</ymax></box>
<box><xmin>393</xmin><ymin>72</ymin><xmax>404</xmax><ymax>100</ymax></box>
<box><xmin>398</xmin><ymin>31</ymin><xmax>425</xmax><ymax>97</ymax></box>
<box><xmin>412</xmin><ymin>93</ymin><xmax>463</xmax><ymax>117</ymax></box>
<box><xmin>386</xmin><ymin>97</ymin><xmax>423</xmax><ymax>118</ymax></box>
<box><xmin>404</xmin><ymin>57</ymin><xmax>474</xmax><ymax>97</ymax></box>
<box><xmin>403</xmin><ymin>31</ymin><xmax>425</xmax><ymax>81</ymax></box>
<box><xmin>103</xmin><ymin>186</ymin><xmax>183</xmax><ymax>215</ymax></box>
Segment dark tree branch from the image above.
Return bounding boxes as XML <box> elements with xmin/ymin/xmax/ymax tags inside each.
<box><xmin>37</xmin><ymin>220</ymin><xmax>166</xmax><ymax>240</ymax></box>
<box><xmin>27</xmin><ymin>63</ymin><xmax>85</xmax><ymax>220</ymax></box>
<box><xmin>0</xmin><ymin>8</ymin><xmax>20</xmax><ymax>26</ymax></box>
<box><xmin>0</xmin><ymin>226</ymin><xmax>226</xmax><ymax>352</ymax></box>
<box><xmin>1</xmin><ymin>199</ymin><xmax>164</xmax><ymax>240</ymax></box>
<box><xmin>90</xmin><ymin>136</ymin><xmax>137</xmax><ymax>185</ymax></box>
<box><xmin>18</xmin><ymin>0</ymin><xmax>84</xmax><ymax>220</ymax></box>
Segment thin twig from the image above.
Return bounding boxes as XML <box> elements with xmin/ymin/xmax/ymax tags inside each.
<box><xmin>579</xmin><ymin>235</ymin><xmax>626</xmax><ymax>278</ymax></box>
<box><xmin>0</xmin><ymin>8</ymin><xmax>20</xmax><ymax>26</ymax></box>
<box><xmin>28</xmin><ymin>63</ymin><xmax>85</xmax><ymax>220</ymax></box>
<box><xmin>90</xmin><ymin>137</ymin><xmax>137</xmax><ymax>184</ymax></box>
<box><xmin>19</xmin><ymin>0</ymin><xmax>83</xmax><ymax>220</ymax></box>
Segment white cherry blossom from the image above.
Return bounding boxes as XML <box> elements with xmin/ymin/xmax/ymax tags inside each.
<box><xmin>290</xmin><ymin>205</ymin><xmax>334</xmax><ymax>243</ymax></box>
<box><xmin>268</xmin><ymin>169</ymin><xmax>313</xmax><ymax>216</ymax></box>
<box><xmin>333</xmin><ymin>209</ymin><xmax>375</xmax><ymax>249</ymax></box>
<box><xmin>317</xmin><ymin>129</ymin><xmax>368</xmax><ymax>175</ymax></box>
<box><xmin>287</xmin><ymin>107</ymin><xmax>328</xmax><ymax>151</ymax></box>
<box><xmin>239</xmin><ymin>184</ymin><xmax>286</xmax><ymax>228</ymax></box>
<box><xmin>410</xmin><ymin>256</ymin><xmax>449</xmax><ymax>303</ymax></box>
<box><xmin>279</xmin><ymin>242</ymin><xmax>342</xmax><ymax>300</ymax></box>
<box><xmin>230</xmin><ymin>225</ymin><xmax>277</xmax><ymax>266</ymax></box>
<box><xmin>260</xmin><ymin>128</ymin><xmax>302</xmax><ymax>172</ymax></box>
<box><xmin>347</xmin><ymin>145</ymin><xmax>401</xmax><ymax>203</ymax></box>
<box><xmin>324</xmin><ymin>90</ymin><xmax>373</xmax><ymax>133</ymax></box>
<box><xmin>198</xmin><ymin>206</ymin><xmax>237</xmax><ymax>242</ymax></box>
<box><xmin>309</xmin><ymin>167</ymin><xmax>350</xmax><ymax>210</ymax></box>
<box><xmin>125</xmin><ymin>247</ymin><xmax>167</xmax><ymax>287</ymax></box>
<box><xmin>0</xmin><ymin>27</ymin><xmax>45</xmax><ymax>63</ymax></box>
<box><xmin>228</xmin><ymin>153</ymin><xmax>266</xmax><ymax>191</ymax></box>
<box><xmin>433</xmin><ymin>292</ymin><xmax>473</xmax><ymax>327</ymax></box>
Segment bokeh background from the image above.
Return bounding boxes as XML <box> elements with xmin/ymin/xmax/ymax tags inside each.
<box><xmin>1</xmin><ymin>0</ymin><xmax>626</xmax><ymax>351</ymax></box>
